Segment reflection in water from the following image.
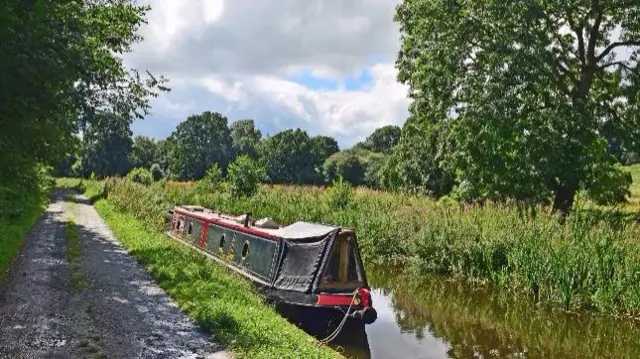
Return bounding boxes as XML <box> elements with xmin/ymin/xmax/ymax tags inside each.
<box><xmin>367</xmin><ymin>268</ymin><xmax>640</xmax><ymax>359</ymax></box>
<box><xmin>278</xmin><ymin>268</ymin><xmax>640</xmax><ymax>358</ymax></box>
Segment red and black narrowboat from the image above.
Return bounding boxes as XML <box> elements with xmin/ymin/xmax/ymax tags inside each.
<box><xmin>166</xmin><ymin>205</ymin><xmax>377</xmax><ymax>324</ymax></box>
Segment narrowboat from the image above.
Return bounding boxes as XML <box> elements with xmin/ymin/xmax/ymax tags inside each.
<box><xmin>166</xmin><ymin>205</ymin><xmax>377</xmax><ymax>324</ymax></box>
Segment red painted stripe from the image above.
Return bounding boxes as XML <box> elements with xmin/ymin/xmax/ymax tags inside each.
<box><xmin>316</xmin><ymin>294</ymin><xmax>358</xmax><ymax>306</ymax></box>
<box><xmin>173</xmin><ymin>207</ymin><xmax>276</xmax><ymax>240</ymax></box>
<box><xmin>199</xmin><ymin>221</ymin><xmax>208</xmax><ymax>248</ymax></box>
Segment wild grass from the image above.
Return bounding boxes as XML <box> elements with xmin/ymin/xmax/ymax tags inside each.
<box><xmin>56</xmin><ymin>175</ymin><xmax>640</xmax><ymax>317</ymax></box>
<box><xmin>92</xmin><ymin>199</ymin><xmax>339</xmax><ymax>359</ymax></box>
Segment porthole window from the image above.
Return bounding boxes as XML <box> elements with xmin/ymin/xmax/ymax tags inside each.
<box><xmin>241</xmin><ymin>241</ymin><xmax>249</xmax><ymax>260</ymax></box>
<box><xmin>219</xmin><ymin>235</ymin><xmax>225</xmax><ymax>250</ymax></box>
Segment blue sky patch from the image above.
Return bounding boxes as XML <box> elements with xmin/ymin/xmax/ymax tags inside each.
<box><xmin>344</xmin><ymin>68</ymin><xmax>374</xmax><ymax>91</ymax></box>
<box><xmin>285</xmin><ymin>69</ymin><xmax>339</xmax><ymax>91</ymax></box>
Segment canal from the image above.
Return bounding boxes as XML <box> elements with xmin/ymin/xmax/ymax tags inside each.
<box><xmin>284</xmin><ymin>268</ymin><xmax>640</xmax><ymax>358</ymax></box>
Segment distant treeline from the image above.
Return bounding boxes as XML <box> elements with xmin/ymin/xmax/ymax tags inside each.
<box><xmin>56</xmin><ymin>110</ymin><xmax>404</xmax><ymax>189</ymax></box>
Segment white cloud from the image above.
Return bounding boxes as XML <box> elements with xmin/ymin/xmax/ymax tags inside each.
<box><xmin>127</xmin><ymin>0</ymin><xmax>409</xmax><ymax>147</ymax></box>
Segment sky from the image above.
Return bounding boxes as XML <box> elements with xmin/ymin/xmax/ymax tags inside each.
<box><xmin>125</xmin><ymin>0</ymin><xmax>410</xmax><ymax>148</ymax></box>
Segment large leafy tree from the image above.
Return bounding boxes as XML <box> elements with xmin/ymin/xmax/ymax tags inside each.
<box><xmin>355</xmin><ymin>125</ymin><xmax>402</xmax><ymax>153</ymax></box>
<box><xmin>167</xmin><ymin>111</ymin><xmax>232</xmax><ymax>180</ymax></box>
<box><xmin>130</xmin><ymin>136</ymin><xmax>157</xmax><ymax>168</ymax></box>
<box><xmin>79</xmin><ymin>112</ymin><xmax>133</xmax><ymax>178</ymax></box>
<box><xmin>311</xmin><ymin>135</ymin><xmax>340</xmax><ymax>160</ymax></box>
<box><xmin>0</xmin><ymin>1</ymin><xmax>166</xmax><ymax>200</ymax></box>
<box><xmin>258</xmin><ymin>129</ymin><xmax>326</xmax><ymax>184</ymax></box>
<box><xmin>323</xmin><ymin>149</ymin><xmax>388</xmax><ymax>187</ymax></box>
<box><xmin>395</xmin><ymin>0</ymin><xmax>640</xmax><ymax>212</ymax></box>
<box><xmin>230</xmin><ymin>119</ymin><xmax>262</xmax><ymax>159</ymax></box>
<box><xmin>154</xmin><ymin>139</ymin><xmax>173</xmax><ymax>172</ymax></box>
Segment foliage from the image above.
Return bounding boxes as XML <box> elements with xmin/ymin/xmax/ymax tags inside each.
<box><xmin>130</xmin><ymin>136</ymin><xmax>157</xmax><ymax>169</ymax></box>
<box><xmin>0</xmin><ymin>0</ymin><xmax>167</xmax><ymax>194</ymax></box>
<box><xmin>324</xmin><ymin>151</ymin><xmax>366</xmax><ymax>185</ymax></box>
<box><xmin>394</xmin><ymin>0</ymin><xmax>640</xmax><ymax>212</ymax></box>
<box><xmin>382</xmin><ymin>115</ymin><xmax>454</xmax><ymax>196</ymax></box>
<box><xmin>230</xmin><ymin>119</ymin><xmax>262</xmax><ymax>159</ymax></box>
<box><xmin>154</xmin><ymin>139</ymin><xmax>172</xmax><ymax>172</ymax></box>
<box><xmin>93</xmin><ymin>200</ymin><xmax>339</xmax><ymax>359</ymax></box>
<box><xmin>79</xmin><ymin>112</ymin><xmax>134</xmax><ymax>178</ymax></box>
<box><xmin>311</xmin><ymin>135</ymin><xmax>340</xmax><ymax>160</ymax></box>
<box><xmin>1</xmin><ymin>168</ymin><xmax>51</xmax><ymax>284</ymax></box>
<box><xmin>258</xmin><ymin>129</ymin><xmax>324</xmax><ymax>184</ymax></box>
<box><xmin>150</xmin><ymin>163</ymin><xmax>164</xmax><ymax>181</ymax></box>
<box><xmin>354</xmin><ymin>125</ymin><xmax>401</xmax><ymax>153</ymax></box>
<box><xmin>227</xmin><ymin>155</ymin><xmax>266</xmax><ymax>198</ymax></box>
<box><xmin>167</xmin><ymin>111</ymin><xmax>232</xmax><ymax>180</ymax></box>
<box><xmin>127</xmin><ymin>167</ymin><xmax>153</xmax><ymax>186</ymax></box>
<box><xmin>328</xmin><ymin>177</ymin><xmax>354</xmax><ymax>210</ymax></box>
<box><xmin>199</xmin><ymin>164</ymin><xmax>224</xmax><ymax>192</ymax></box>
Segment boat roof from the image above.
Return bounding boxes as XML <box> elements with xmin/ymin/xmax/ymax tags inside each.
<box><xmin>174</xmin><ymin>205</ymin><xmax>342</xmax><ymax>240</ymax></box>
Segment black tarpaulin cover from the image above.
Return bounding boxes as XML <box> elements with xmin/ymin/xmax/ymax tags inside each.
<box><xmin>271</xmin><ymin>228</ymin><xmax>339</xmax><ymax>293</ymax></box>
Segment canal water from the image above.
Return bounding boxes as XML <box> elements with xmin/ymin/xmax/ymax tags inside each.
<box><xmin>283</xmin><ymin>268</ymin><xmax>640</xmax><ymax>359</ymax></box>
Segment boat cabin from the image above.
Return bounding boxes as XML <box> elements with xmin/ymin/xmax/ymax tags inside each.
<box><xmin>168</xmin><ymin>205</ymin><xmax>376</xmax><ymax>324</ymax></box>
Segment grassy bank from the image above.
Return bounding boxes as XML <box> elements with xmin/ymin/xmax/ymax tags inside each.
<box><xmin>56</xmin><ymin>177</ymin><xmax>640</xmax><ymax>318</ymax></box>
<box><xmin>58</xmin><ymin>181</ymin><xmax>339</xmax><ymax>359</ymax></box>
<box><xmin>0</xmin><ymin>174</ymin><xmax>52</xmax><ymax>285</ymax></box>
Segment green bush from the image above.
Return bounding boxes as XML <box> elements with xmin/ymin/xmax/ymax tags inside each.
<box><xmin>126</xmin><ymin>167</ymin><xmax>153</xmax><ymax>186</ymax></box>
<box><xmin>199</xmin><ymin>164</ymin><xmax>224</xmax><ymax>191</ymax></box>
<box><xmin>228</xmin><ymin>155</ymin><xmax>266</xmax><ymax>198</ymax></box>
<box><xmin>329</xmin><ymin>177</ymin><xmax>354</xmax><ymax>209</ymax></box>
<box><xmin>150</xmin><ymin>163</ymin><xmax>164</xmax><ymax>181</ymax></box>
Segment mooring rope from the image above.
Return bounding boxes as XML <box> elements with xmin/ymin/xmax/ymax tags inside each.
<box><xmin>317</xmin><ymin>290</ymin><xmax>359</xmax><ymax>345</ymax></box>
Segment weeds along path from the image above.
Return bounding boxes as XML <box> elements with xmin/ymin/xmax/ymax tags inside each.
<box><xmin>0</xmin><ymin>190</ymin><xmax>230</xmax><ymax>358</ymax></box>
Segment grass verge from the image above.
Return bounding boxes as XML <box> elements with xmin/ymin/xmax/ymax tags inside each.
<box><xmin>0</xmin><ymin>174</ymin><xmax>51</xmax><ymax>285</ymax></box>
<box><xmin>0</xmin><ymin>206</ymin><xmax>46</xmax><ymax>285</ymax></box>
<box><xmin>92</xmin><ymin>199</ymin><xmax>340</xmax><ymax>359</ymax></box>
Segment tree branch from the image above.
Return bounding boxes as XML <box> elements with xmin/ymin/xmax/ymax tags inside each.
<box><xmin>596</xmin><ymin>40</ymin><xmax>640</xmax><ymax>61</ymax></box>
<box><xmin>596</xmin><ymin>61</ymin><xmax>634</xmax><ymax>72</ymax></box>
<box><xmin>587</xmin><ymin>8</ymin><xmax>603</xmax><ymax>60</ymax></box>
<box><xmin>566</xmin><ymin>11</ymin><xmax>585</xmax><ymax>64</ymax></box>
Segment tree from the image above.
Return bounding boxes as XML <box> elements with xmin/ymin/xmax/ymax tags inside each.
<box><xmin>324</xmin><ymin>151</ymin><xmax>366</xmax><ymax>186</ymax></box>
<box><xmin>395</xmin><ymin>0</ymin><xmax>640</xmax><ymax>213</ymax></box>
<box><xmin>167</xmin><ymin>111</ymin><xmax>232</xmax><ymax>180</ymax></box>
<box><xmin>0</xmin><ymin>0</ymin><xmax>166</xmax><ymax>214</ymax></box>
<box><xmin>382</xmin><ymin>110</ymin><xmax>455</xmax><ymax>196</ymax></box>
<box><xmin>355</xmin><ymin>125</ymin><xmax>402</xmax><ymax>153</ymax></box>
<box><xmin>154</xmin><ymin>139</ymin><xmax>172</xmax><ymax>172</ymax></box>
<box><xmin>311</xmin><ymin>135</ymin><xmax>340</xmax><ymax>160</ymax></box>
<box><xmin>228</xmin><ymin>155</ymin><xmax>266</xmax><ymax>198</ymax></box>
<box><xmin>323</xmin><ymin>148</ymin><xmax>388</xmax><ymax>187</ymax></box>
<box><xmin>130</xmin><ymin>136</ymin><xmax>157</xmax><ymax>169</ymax></box>
<box><xmin>258</xmin><ymin>129</ymin><xmax>324</xmax><ymax>184</ymax></box>
<box><xmin>230</xmin><ymin>119</ymin><xmax>262</xmax><ymax>159</ymax></box>
<box><xmin>79</xmin><ymin>112</ymin><xmax>134</xmax><ymax>178</ymax></box>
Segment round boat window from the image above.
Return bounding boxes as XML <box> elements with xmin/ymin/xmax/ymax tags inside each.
<box><xmin>241</xmin><ymin>241</ymin><xmax>249</xmax><ymax>260</ymax></box>
<box><xmin>219</xmin><ymin>234</ymin><xmax>225</xmax><ymax>250</ymax></box>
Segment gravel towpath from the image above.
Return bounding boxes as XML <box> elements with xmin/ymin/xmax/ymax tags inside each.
<box><xmin>0</xmin><ymin>190</ymin><xmax>231</xmax><ymax>359</ymax></box>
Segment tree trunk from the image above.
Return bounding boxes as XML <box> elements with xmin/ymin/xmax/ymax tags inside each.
<box><xmin>552</xmin><ymin>184</ymin><xmax>577</xmax><ymax>216</ymax></box>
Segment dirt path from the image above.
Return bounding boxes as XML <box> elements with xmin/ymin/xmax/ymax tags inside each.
<box><xmin>0</xmin><ymin>190</ymin><xmax>231</xmax><ymax>359</ymax></box>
